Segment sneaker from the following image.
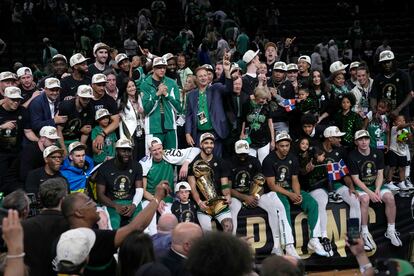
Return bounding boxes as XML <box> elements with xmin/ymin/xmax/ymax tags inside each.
<box><xmin>285</xmin><ymin>244</ymin><xmax>301</xmax><ymax>259</ymax></box>
<box><xmin>385</xmin><ymin>182</ymin><xmax>400</xmax><ymax>191</ymax></box>
<box><xmin>328</xmin><ymin>192</ymin><xmax>343</xmax><ymax>203</ymax></box>
<box><xmin>308</xmin><ymin>238</ymin><xmax>329</xmax><ymax>257</ymax></box>
<box><xmin>405</xmin><ymin>178</ymin><xmax>414</xmax><ymax>190</ymax></box>
<box><xmin>385</xmin><ymin>229</ymin><xmax>403</xmax><ymax>247</ymax></box>
<box><xmin>397</xmin><ymin>181</ymin><xmax>410</xmax><ymax>191</ymax></box>
<box><xmin>271</xmin><ymin>246</ymin><xmax>284</xmax><ymax>256</ymax></box>
<box><xmin>362</xmin><ymin>232</ymin><xmax>376</xmax><ymax>251</ymax></box>
<box><xmin>321</xmin><ymin>237</ymin><xmax>334</xmax><ymax>257</ymax></box>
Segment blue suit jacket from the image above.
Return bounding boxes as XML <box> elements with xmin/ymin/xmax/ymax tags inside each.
<box><xmin>185</xmin><ymin>78</ymin><xmax>232</xmax><ymax>140</ymax></box>
<box><xmin>29</xmin><ymin>92</ymin><xmax>56</xmax><ymax>133</ymax></box>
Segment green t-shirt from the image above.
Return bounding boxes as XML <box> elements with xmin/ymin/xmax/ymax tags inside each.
<box><xmin>197</xmin><ymin>90</ymin><xmax>213</xmax><ymax>131</ymax></box>
<box><xmin>91</xmin><ymin>125</ymin><xmax>117</xmax><ymax>164</ymax></box>
<box><xmin>146</xmin><ymin>159</ymin><xmax>174</xmax><ymax>202</ymax></box>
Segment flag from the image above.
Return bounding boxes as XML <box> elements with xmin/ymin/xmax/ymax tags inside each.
<box><xmin>327</xmin><ymin>159</ymin><xmax>349</xmax><ymax>181</ymax></box>
<box><xmin>282</xmin><ymin>99</ymin><xmax>296</xmax><ymax>112</ymax></box>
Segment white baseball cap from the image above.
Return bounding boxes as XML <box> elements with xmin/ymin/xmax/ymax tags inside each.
<box><xmin>0</xmin><ymin>71</ymin><xmax>17</xmax><ymax>81</ymax></box>
<box><xmin>298</xmin><ymin>55</ymin><xmax>311</xmax><ymax>65</ymax></box>
<box><xmin>349</xmin><ymin>61</ymin><xmax>361</xmax><ymax>69</ymax></box>
<box><xmin>91</xmin><ymin>73</ymin><xmax>107</xmax><ymax>84</ymax></box>
<box><xmin>273</xmin><ymin>61</ymin><xmax>287</xmax><ymax>72</ymax></box>
<box><xmin>39</xmin><ymin>126</ymin><xmax>60</xmax><ymax>140</ymax></box>
<box><xmin>201</xmin><ymin>64</ymin><xmax>214</xmax><ymax>72</ymax></box>
<box><xmin>354</xmin><ymin>130</ymin><xmax>370</xmax><ymax>140</ymax></box>
<box><xmin>275</xmin><ymin>132</ymin><xmax>291</xmax><ymax>143</ymax></box>
<box><xmin>68</xmin><ymin>141</ymin><xmax>87</xmax><ymax>154</ymax></box>
<box><xmin>45</xmin><ymin>78</ymin><xmax>61</xmax><ymax>89</ymax></box>
<box><xmin>51</xmin><ymin>54</ymin><xmax>67</xmax><ymax>63</ymax></box>
<box><xmin>235</xmin><ymin>140</ymin><xmax>249</xmax><ymax>154</ymax></box>
<box><xmin>77</xmin><ymin>85</ymin><xmax>93</xmax><ymax>98</ymax></box>
<box><xmin>4</xmin><ymin>87</ymin><xmax>23</xmax><ymax>99</ymax></box>
<box><xmin>329</xmin><ymin>61</ymin><xmax>348</xmax><ymax>74</ymax></box>
<box><xmin>115</xmin><ymin>138</ymin><xmax>133</xmax><ymax>149</ymax></box>
<box><xmin>93</xmin><ymin>42</ymin><xmax>110</xmax><ymax>54</ymax></box>
<box><xmin>230</xmin><ymin>63</ymin><xmax>242</xmax><ymax>74</ymax></box>
<box><xmin>16</xmin><ymin>67</ymin><xmax>32</xmax><ymax>78</ymax></box>
<box><xmin>379</xmin><ymin>50</ymin><xmax>394</xmax><ymax>62</ymax></box>
<box><xmin>70</xmin><ymin>53</ymin><xmax>89</xmax><ymax>67</ymax></box>
<box><xmin>115</xmin><ymin>53</ymin><xmax>129</xmax><ymax>64</ymax></box>
<box><xmin>147</xmin><ymin>137</ymin><xmax>162</xmax><ymax>149</ymax></box>
<box><xmin>174</xmin><ymin>181</ymin><xmax>191</xmax><ymax>193</ymax></box>
<box><xmin>323</xmin><ymin>126</ymin><xmax>346</xmax><ymax>138</ymax></box>
<box><xmin>199</xmin><ymin>132</ymin><xmax>215</xmax><ymax>144</ymax></box>
<box><xmin>153</xmin><ymin>57</ymin><xmax>167</xmax><ymax>67</ymax></box>
<box><xmin>43</xmin><ymin>145</ymin><xmax>64</xmax><ymax>158</ymax></box>
<box><xmin>242</xmin><ymin>50</ymin><xmax>259</xmax><ymax>64</ymax></box>
<box><xmin>287</xmin><ymin>63</ymin><xmax>299</xmax><ymax>71</ymax></box>
<box><xmin>162</xmin><ymin>53</ymin><xmax>175</xmax><ymax>61</ymax></box>
<box><xmin>95</xmin><ymin>108</ymin><xmax>111</xmax><ymax>120</ymax></box>
<box><xmin>55</xmin><ymin>228</ymin><xmax>96</xmax><ymax>270</ymax></box>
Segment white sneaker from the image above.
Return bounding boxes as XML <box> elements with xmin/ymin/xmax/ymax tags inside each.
<box><xmin>285</xmin><ymin>244</ymin><xmax>301</xmax><ymax>259</ymax></box>
<box><xmin>271</xmin><ymin>246</ymin><xmax>284</xmax><ymax>256</ymax></box>
<box><xmin>405</xmin><ymin>178</ymin><xmax>414</xmax><ymax>190</ymax></box>
<box><xmin>397</xmin><ymin>181</ymin><xmax>409</xmax><ymax>191</ymax></box>
<box><xmin>362</xmin><ymin>232</ymin><xmax>376</xmax><ymax>251</ymax></box>
<box><xmin>308</xmin><ymin>238</ymin><xmax>329</xmax><ymax>257</ymax></box>
<box><xmin>385</xmin><ymin>229</ymin><xmax>403</xmax><ymax>247</ymax></box>
<box><xmin>385</xmin><ymin>182</ymin><xmax>400</xmax><ymax>191</ymax></box>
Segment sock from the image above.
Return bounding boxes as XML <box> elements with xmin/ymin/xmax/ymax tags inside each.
<box><xmin>406</xmin><ymin>166</ymin><xmax>410</xmax><ymax>179</ymax></box>
<box><xmin>321</xmin><ymin>231</ymin><xmax>327</xmax><ymax>238</ymax></box>
<box><xmin>387</xmin><ymin>223</ymin><xmax>395</xmax><ymax>231</ymax></box>
<box><xmin>361</xmin><ymin>225</ymin><xmax>369</xmax><ymax>234</ymax></box>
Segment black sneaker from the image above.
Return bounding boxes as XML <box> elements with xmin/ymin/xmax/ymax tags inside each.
<box><xmin>320</xmin><ymin>237</ymin><xmax>334</xmax><ymax>257</ymax></box>
<box><xmin>328</xmin><ymin>192</ymin><xmax>343</xmax><ymax>203</ymax></box>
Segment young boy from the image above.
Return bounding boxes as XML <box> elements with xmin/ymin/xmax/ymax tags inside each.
<box><xmin>171</xmin><ymin>181</ymin><xmax>198</xmax><ymax>223</ymax></box>
<box><xmin>91</xmin><ymin>108</ymin><xmax>117</xmax><ymax>164</ymax></box>
<box><xmin>385</xmin><ymin>115</ymin><xmax>414</xmax><ymax>191</ymax></box>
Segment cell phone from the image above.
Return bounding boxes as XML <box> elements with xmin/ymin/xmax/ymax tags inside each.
<box><xmin>347</xmin><ymin>217</ymin><xmax>360</xmax><ymax>245</ymax></box>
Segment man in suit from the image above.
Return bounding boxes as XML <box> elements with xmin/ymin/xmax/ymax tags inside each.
<box><xmin>29</xmin><ymin>78</ymin><xmax>67</xmax><ymax>133</ymax></box>
<box><xmin>185</xmin><ymin>58</ymin><xmax>233</xmax><ymax>157</ymax></box>
<box><xmin>160</xmin><ymin>222</ymin><xmax>203</xmax><ymax>276</ymax></box>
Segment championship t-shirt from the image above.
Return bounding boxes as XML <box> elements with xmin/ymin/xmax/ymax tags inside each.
<box><xmin>262</xmin><ymin>151</ymin><xmax>299</xmax><ymax>191</ymax></box>
<box><xmin>188</xmin><ymin>154</ymin><xmax>230</xmax><ymax>199</ymax></box>
<box><xmin>228</xmin><ymin>155</ymin><xmax>262</xmax><ymax>194</ymax></box>
<box><xmin>0</xmin><ymin>106</ymin><xmax>28</xmax><ymax>153</ymax></box>
<box><xmin>348</xmin><ymin>148</ymin><xmax>384</xmax><ymax>187</ymax></box>
<box><xmin>58</xmin><ymin>98</ymin><xmax>94</xmax><ymax>140</ymax></box>
<box><xmin>60</xmin><ymin>75</ymin><xmax>91</xmax><ymax>101</ymax></box>
<box><xmin>90</xmin><ymin>93</ymin><xmax>119</xmax><ymax>117</ymax></box>
<box><xmin>96</xmin><ymin>159</ymin><xmax>143</xmax><ymax>200</ymax></box>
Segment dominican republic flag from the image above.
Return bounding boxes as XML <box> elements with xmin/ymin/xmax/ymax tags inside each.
<box><xmin>282</xmin><ymin>99</ymin><xmax>296</xmax><ymax>112</ymax></box>
<box><xmin>327</xmin><ymin>159</ymin><xmax>349</xmax><ymax>181</ymax></box>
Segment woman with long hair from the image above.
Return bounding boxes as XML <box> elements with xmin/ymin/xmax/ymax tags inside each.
<box><xmin>119</xmin><ymin>79</ymin><xmax>146</xmax><ymax>160</ymax></box>
<box><xmin>308</xmin><ymin>69</ymin><xmax>332</xmax><ymax>124</ymax></box>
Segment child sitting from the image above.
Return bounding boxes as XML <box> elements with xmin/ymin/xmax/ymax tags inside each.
<box><xmin>91</xmin><ymin>108</ymin><xmax>117</xmax><ymax>164</ymax></box>
<box><xmin>171</xmin><ymin>181</ymin><xmax>198</xmax><ymax>223</ymax></box>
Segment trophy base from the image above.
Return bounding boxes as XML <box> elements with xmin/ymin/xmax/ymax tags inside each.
<box><xmin>205</xmin><ymin>196</ymin><xmax>228</xmax><ymax>216</ymax></box>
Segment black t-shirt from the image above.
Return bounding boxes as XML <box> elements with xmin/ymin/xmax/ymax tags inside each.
<box><xmin>323</xmin><ymin>144</ymin><xmax>348</xmax><ymax>164</ymax></box>
<box><xmin>0</xmin><ymin>106</ymin><xmax>28</xmax><ymax>153</ymax></box>
<box><xmin>87</xmin><ymin>63</ymin><xmax>110</xmax><ymax>78</ymax></box>
<box><xmin>25</xmin><ymin>168</ymin><xmax>66</xmax><ymax>194</ymax></box>
<box><xmin>60</xmin><ymin>75</ymin><xmax>91</xmax><ymax>101</ymax></box>
<box><xmin>267</xmin><ymin>80</ymin><xmax>295</xmax><ymax>122</ymax></box>
<box><xmin>85</xmin><ymin>229</ymin><xmax>117</xmax><ymax>276</ymax></box>
<box><xmin>58</xmin><ymin>98</ymin><xmax>94</xmax><ymax>140</ymax></box>
<box><xmin>96</xmin><ymin>159</ymin><xmax>143</xmax><ymax>200</ymax></box>
<box><xmin>242</xmin><ymin>102</ymin><xmax>271</xmax><ymax>148</ymax></box>
<box><xmin>242</xmin><ymin>74</ymin><xmax>258</xmax><ymax>96</ymax></box>
<box><xmin>229</xmin><ymin>155</ymin><xmax>262</xmax><ymax>194</ymax></box>
<box><xmin>171</xmin><ymin>199</ymin><xmax>198</xmax><ymax>223</ymax></box>
<box><xmin>90</xmin><ymin>93</ymin><xmax>119</xmax><ymax>117</ymax></box>
<box><xmin>20</xmin><ymin>142</ymin><xmax>44</xmax><ymax>182</ymax></box>
<box><xmin>19</xmin><ymin>85</ymin><xmax>37</xmax><ymax>105</ymax></box>
<box><xmin>262</xmin><ymin>151</ymin><xmax>299</xmax><ymax>191</ymax></box>
<box><xmin>188</xmin><ymin>154</ymin><xmax>230</xmax><ymax>199</ymax></box>
<box><xmin>348</xmin><ymin>148</ymin><xmax>384</xmax><ymax>187</ymax></box>
<box><xmin>297</xmin><ymin>74</ymin><xmax>312</xmax><ymax>89</ymax></box>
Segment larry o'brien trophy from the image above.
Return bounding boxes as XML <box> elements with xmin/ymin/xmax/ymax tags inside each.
<box><xmin>243</xmin><ymin>173</ymin><xmax>265</xmax><ymax>207</ymax></box>
<box><xmin>193</xmin><ymin>159</ymin><xmax>227</xmax><ymax>216</ymax></box>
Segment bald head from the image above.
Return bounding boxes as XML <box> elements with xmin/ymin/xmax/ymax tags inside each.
<box><xmin>171</xmin><ymin>222</ymin><xmax>203</xmax><ymax>256</ymax></box>
<box><xmin>157</xmin><ymin>213</ymin><xmax>178</xmax><ymax>233</ymax></box>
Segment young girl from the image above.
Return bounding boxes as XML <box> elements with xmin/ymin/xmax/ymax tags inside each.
<box><xmin>91</xmin><ymin>108</ymin><xmax>117</xmax><ymax>164</ymax></box>
<box><xmin>177</xmin><ymin>53</ymin><xmax>193</xmax><ymax>90</ymax></box>
<box><xmin>333</xmin><ymin>93</ymin><xmax>361</xmax><ymax>148</ymax></box>
<box><xmin>366</xmin><ymin>99</ymin><xmax>391</xmax><ymax>151</ymax></box>
<box><xmin>296</xmin><ymin>88</ymin><xmax>317</xmax><ymax>115</ymax></box>
<box><xmin>385</xmin><ymin>115</ymin><xmax>414</xmax><ymax>190</ymax></box>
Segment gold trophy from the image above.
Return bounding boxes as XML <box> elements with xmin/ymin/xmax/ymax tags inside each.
<box><xmin>243</xmin><ymin>173</ymin><xmax>265</xmax><ymax>207</ymax></box>
<box><xmin>193</xmin><ymin>159</ymin><xmax>227</xmax><ymax>216</ymax></box>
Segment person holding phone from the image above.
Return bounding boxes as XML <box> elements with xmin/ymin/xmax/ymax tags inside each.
<box><xmin>348</xmin><ymin>130</ymin><xmax>402</xmax><ymax>251</ymax></box>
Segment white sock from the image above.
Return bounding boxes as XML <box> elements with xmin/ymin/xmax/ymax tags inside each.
<box><xmin>406</xmin><ymin>166</ymin><xmax>410</xmax><ymax>178</ymax></box>
<box><xmin>321</xmin><ymin>231</ymin><xmax>327</xmax><ymax>238</ymax></box>
<box><xmin>361</xmin><ymin>225</ymin><xmax>369</xmax><ymax>234</ymax></box>
<box><xmin>387</xmin><ymin>223</ymin><xmax>395</xmax><ymax>231</ymax></box>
